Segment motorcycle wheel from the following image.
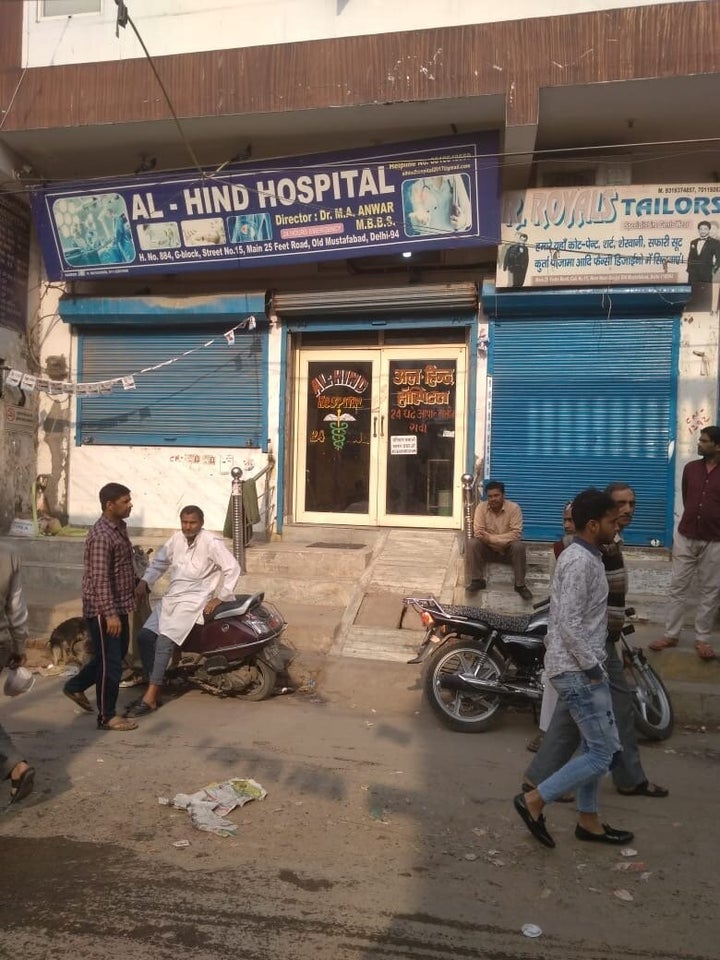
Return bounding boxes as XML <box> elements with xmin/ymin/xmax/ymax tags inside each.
<box><xmin>241</xmin><ymin>659</ymin><xmax>277</xmax><ymax>701</ymax></box>
<box><xmin>424</xmin><ymin>640</ymin><xmax>505</xmax><ymax>732</ymax></box>
<box><xmin>626</xmin><ymin>658</ymin><xmax>674</xmax><ymax>740</ymax></box>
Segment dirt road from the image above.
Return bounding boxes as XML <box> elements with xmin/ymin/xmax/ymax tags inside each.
<box><xmin>0</xmin><ymin>658</ymin><xmax>716</xmax><ymax>959</ymax></box>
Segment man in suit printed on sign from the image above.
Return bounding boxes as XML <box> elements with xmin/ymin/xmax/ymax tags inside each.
<box><xmin>503</xmin><ymin>232</ymin><xmax>530</xmax><ymax>287</ymax></box>
<box><xmin>686</xmin><ymin>220</ymin><xmax>720</xmax><ymax>311</ymax></box>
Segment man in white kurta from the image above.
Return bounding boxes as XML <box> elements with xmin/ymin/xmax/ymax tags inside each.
<box><xmin>125</xmin><ymin>505</ymin><xmax>240</xmax><ymax>717</ymax></box>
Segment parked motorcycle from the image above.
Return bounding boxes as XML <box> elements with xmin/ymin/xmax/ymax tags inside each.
<box><xmin>158</xmin><ymin>592</ymin><xmax>292</xmax><ymax>700</ymax></box>
<box><xmin>401</xmin><ymin>595</ymin><xmax>673</xmax><ymax>740</ymax></box>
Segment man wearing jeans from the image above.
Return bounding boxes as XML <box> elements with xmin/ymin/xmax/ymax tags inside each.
<box><xmin>514</xmin><ymin>488</ymin><xmax>633</xmax><ymax>848</ymax></box>
<box><xmin>524</xmin><ymin>483</ymin><xmax>668</xmax><ymax>798</ymax></box>
<box><xmin>651</xmin><ymin>426</ymin><xmax>720</xmax><ymax>660</ymax></box>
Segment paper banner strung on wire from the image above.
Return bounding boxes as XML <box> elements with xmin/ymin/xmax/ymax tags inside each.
<box><xmin>1</xmin><ymin>316</ymin><xmax>256</xmax><ymax>397</ymax></box>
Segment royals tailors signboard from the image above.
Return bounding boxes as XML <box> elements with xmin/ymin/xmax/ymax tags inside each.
<box><xmin>30</xmin><ymin>135</ymin><xmax>499</xmax><ymax>280</ymax></box>
<box><xmin>497</xmin><ymin>184</ymin><xmax>720</xmax><ymax>297</ymax></box>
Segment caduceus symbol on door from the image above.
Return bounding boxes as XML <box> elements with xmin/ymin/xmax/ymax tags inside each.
<box><xmin>323</xmin><ymin>408</ymin><xmax>356</xmax><ymax>450</ymax></box>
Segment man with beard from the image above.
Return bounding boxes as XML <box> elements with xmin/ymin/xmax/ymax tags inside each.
<box><xmin>523</xmin><ymin>483</ymin><xmax>668</xmax><ymax>799</ymax></box>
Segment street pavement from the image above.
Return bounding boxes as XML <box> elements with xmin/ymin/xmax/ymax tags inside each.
<box><xmin>0</xmin><ymin>657</ymin><xmax>717</xmax><ymax>959</ymax></box>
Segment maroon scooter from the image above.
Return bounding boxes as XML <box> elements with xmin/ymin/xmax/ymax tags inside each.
<box><xmin>165</xmin><ymin>592</ymin><xmax>291</xmax><ymax>700</ymax></box>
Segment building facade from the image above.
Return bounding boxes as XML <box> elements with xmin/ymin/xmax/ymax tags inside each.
<box><xmin>0</xmin><ymin>0</ymin><xmax>718</xmax><ymax>543</ymax></box>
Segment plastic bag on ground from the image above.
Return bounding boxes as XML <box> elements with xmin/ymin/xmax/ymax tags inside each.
<box><xmin>159</xmin><ymin>777</ymin><xmax>267</xmax><ymax>836</ymax></box>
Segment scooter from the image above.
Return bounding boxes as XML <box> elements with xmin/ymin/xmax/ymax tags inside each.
<box><xmin>401</xmin><ymin>595</ymin><xmax>673</xmax><ymax>739</ymax></box>
<box><xmin>158</xmin><ymin>592</ymin><xmax>292</xmax><ymax>701</ymax></box>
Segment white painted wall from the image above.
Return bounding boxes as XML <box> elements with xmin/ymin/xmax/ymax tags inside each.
<box><xmin>673</xmin><ymin>304</ymin><xmax>720</xmax><ymax>526</ymax></box>
<box><xmin>24</xmin><ymin>1</ymin><xmax>693</xmax><ymax>68</ymax></box>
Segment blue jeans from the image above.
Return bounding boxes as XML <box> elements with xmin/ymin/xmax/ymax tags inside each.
<box><xmin>525</xmin><ymin>639</ymin><xmax>646</xmax><ymax>791</ymax></box>
<box><xmin>65</xmin><ymin>615</ymin><xmax>129</xmax><ymax>725</ymax></box>
<box><xmin>137</xmin><ymin>628</ymin><xmax>174</xmax><ymax>686</ymax></box>
<box><xmin>536</xmin><ymin>671</ymin><xmax>621</xmax><ymax>814</ymax></box>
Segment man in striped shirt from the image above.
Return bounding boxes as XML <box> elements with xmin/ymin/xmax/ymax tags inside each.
<box><xmin>63</xmin><ymin>483</ymin><xmax>138</xmax><ymax>731</ymax></box>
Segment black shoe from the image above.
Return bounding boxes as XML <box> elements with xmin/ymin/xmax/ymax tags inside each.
<box><xmin>575</xmin><ymin>823</ymin><xmax>634</xmax><ymax>844</ymax></box>
<box><xmin>513</xmin><ymin>793</ymin><xmax>555</xmax><ymax>848</ymax></box>
<box><xmin>465</xmin><ymin>579</ymin><xmax>486</xmax><ymax>594</ymax></box>
<box><xmin>617</xmin><ymin>780</ymin><xmax>669</xmax><ymax>798</ymax></box>
<box><xmin>515</xmin><ymin>585</ymin><xmax>533</xmax><ymax>601</ymax></box>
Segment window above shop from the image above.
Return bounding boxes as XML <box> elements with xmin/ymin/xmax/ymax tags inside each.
<box><xmin>39</xmin><ymin>0</ymin><xmax>101</xmax><ymax>19</ymax></box>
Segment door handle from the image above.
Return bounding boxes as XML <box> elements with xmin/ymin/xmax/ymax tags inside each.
<box><xmin>380</xmin><ymin>416</ymin><xmax>385</xmax><ymax>437</ymax></box>
<box><xmin>373</xmin><ymin>416</ymin><xmax>377</xmax><ymax>438</ymax></box>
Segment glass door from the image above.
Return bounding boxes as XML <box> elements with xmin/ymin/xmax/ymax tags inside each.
<box><xmin>378</xmin><ymin>346</ymin><xmax>466</xmax><ymax>527</ymax></box>
<box><xmin>295</xmin><ymin>346</ymin><xmax>466</xmax><ymax>527</ymax></box>
<box><xmin>295</xmin><ymin>351</ymin><xmax>380</xmax><ymax>524</ymax></box>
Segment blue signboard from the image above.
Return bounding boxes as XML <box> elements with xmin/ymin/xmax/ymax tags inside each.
<box><xmin>30</xmin><ymin>135</ymin><xmax>499</xmax><ymax>280</ymax></box>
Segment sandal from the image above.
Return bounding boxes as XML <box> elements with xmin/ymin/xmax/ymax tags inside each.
<box><xmin>648</xmin><ymin>636</ymin><xmax>678</xmax><ymax>652</ymax></box>
<box><xmin>98</xmin><ymin>716</ymin><xmax>138</xmax><ymax>731</ymax></box>
<box><xmin>617</xmin><ymin>780</ymin><xmax>669</xmax><ymax>798</ymax></box>
<box><xmin>526</xmin><ymin>732</ymin><xmax>544</xmax><ymax>753</ymax></box>
<box><xmin>63</xmin><ymin>688</ymin><xmax>94</xmax><ymax>713</ymax></box>
<box><xmin>695</xmin><ymin>641</ymin><xmax>717</xmax><ymax>660</ymax></box>
<box><xmin>9</xmin><ymin>765</ymin><xmax>35</xmax><ymax>805</ymax></box>
<box><xmin>124</xmin><ymin>699</ymin><xmax>159</xmax><ymax>718</ymax></box>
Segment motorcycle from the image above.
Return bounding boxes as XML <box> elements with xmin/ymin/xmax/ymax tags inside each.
<box><xmin>401</xmin><ymin>595</ymin><xmax>673</xmax><ymax>740</ymax></box>
<box><xmin>153</xmin><ymin>592</ymin><xmax>292</xmax><ymax>701</ymax></box>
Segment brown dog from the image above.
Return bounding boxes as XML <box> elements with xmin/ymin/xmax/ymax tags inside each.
<box><xmin>48</xmin><ymin>617</ymin><xmax>92</xmax><ymax>667</ymax></box>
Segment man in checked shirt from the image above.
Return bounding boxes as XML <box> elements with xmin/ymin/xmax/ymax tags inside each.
<box><xmin>63</xmin><ymin>483</ymin><xmax>139</xmax><ymax>730</ymax></box>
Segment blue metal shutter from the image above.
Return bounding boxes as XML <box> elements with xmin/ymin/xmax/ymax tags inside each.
<box><xmin>77</xmin><ymin>327</ymin><xmax>268</xmax><ymax>447</ymax></box>
<box><xmin>488</xmin><ymin>315</ymin><xmax>678</xmax><ymax>546</ymax></box>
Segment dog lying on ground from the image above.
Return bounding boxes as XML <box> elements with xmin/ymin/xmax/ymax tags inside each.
<box><xmin>48</xmin><ymin>617</ymin><xmax>93</xmax><ymax>667</ymax></box>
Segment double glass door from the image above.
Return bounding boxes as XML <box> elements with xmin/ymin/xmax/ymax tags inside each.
<box><xmin>295</xmin><ymin>346</ymin><xmax>466</xmax><ymax>526</ymax></box>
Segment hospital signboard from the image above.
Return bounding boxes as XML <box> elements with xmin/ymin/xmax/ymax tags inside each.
<box><xmin>31</xmin><ymin>135</ymin><xmax>499</xmax><ymax>280</ymax></box>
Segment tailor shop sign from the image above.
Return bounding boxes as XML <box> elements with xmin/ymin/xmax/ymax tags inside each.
<box><xmin>30</xmin><ymin>135</ymin><xmax>499</xmax><ymax>280</ymax></box>
<box><xmin>497</xmin><ymin>184</ymin><xmax>720</xmax><ymax>288</ymax></box>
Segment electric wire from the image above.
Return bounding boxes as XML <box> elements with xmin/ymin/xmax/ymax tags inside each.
<box><xmin>113</xmin><ymin>0</ymin><xmax>205</xmax><ymax>179</ymax></box>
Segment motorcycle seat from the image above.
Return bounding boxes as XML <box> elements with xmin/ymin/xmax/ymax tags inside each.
<box><xmin>212</xmin><ymin>592</ymin><xmax>265</xmax><ymax>620</ymax></box>
<box><xmin>445</xmin><ymin>604</ymin><xmax>534</xmax><ymax>634</ymax></box>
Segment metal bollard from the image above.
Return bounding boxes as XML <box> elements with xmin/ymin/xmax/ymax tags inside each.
<box><xmin>461</xmin><ymin>473</ymin><xmax>475</xmax><ymax>581</ymax></box>
<box><xmin>230</xmin><ymin>466</ymin><xmax>246</xmax><ymax>574</ymax></box>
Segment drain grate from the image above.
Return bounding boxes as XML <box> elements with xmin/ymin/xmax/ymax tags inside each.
<box><xmin>307</xmin><ymin>541</ymin><xmax>366</xmax><ymax>550</ymax></box>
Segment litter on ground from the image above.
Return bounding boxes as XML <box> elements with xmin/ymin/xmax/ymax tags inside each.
<box><xmin>159</xmin><ymin>777</ymin><xmax>267</xmax><ymax>836</ymax></box>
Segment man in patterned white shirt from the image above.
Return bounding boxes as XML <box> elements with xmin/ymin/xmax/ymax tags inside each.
<box><xmin>514</xmin><ymin>488</ymin><xmax>633</xmax><ymax>849</ymax></box>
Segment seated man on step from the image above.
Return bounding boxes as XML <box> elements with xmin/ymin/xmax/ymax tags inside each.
<box><xmin>465</xmin><ymin>480</ymin><xmax>533</xmax><ymax>600</ymax></box>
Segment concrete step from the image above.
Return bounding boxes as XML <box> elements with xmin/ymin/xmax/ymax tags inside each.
<box><xmin>663</xmin><ymin>681</ymin><xmax>720</xmax><ymax>726</ymax></box>
<box><xmin>26</xmin><ymin>592</ymin><xmax>85</xmax><ymax>637</ymax></box>
<box><xmin>20</xmin><ymin>560</ymin><xmax>83</xmax><ymax>595</ymax></box>
<box><xmin>274</xmin><ymin>524</ymin><xmax>382</xmax><ymax>547</ymax></box>
<box><xmin>272</xmin><ymin>599</ymin><xmax>345</xmax><ymax>656</ymax></box>
<box><xmin>238</xmin><ymin>572</ymin><xmax>357</xmax><ymax>607</ymax></box>
<box><xmin>644</xmin><ymin>645</ymin><xmax>720</xmax><ymax>685</ymax></box>
<box><xmin>244</xmin><ymin>542</ymin><xmax>371</xmax><ymax>579</ymax></box>
<box><xmin>337</xmin><ymin>625</ymin><xmax>421</xmax><ymax>662</ymax></box>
